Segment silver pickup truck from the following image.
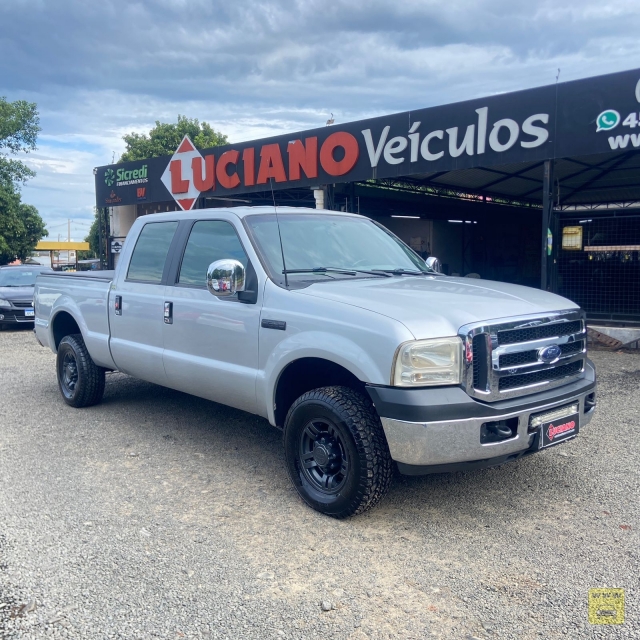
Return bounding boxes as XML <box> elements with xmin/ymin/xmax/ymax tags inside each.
<box><xmin>34</xmin><ymin>207</ymin><xmax>596</xmax><ymax>517</ymax></box>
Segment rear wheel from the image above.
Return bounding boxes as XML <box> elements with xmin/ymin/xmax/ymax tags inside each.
<box><xmin>283</xmin><ymin>386</ymin><xmax>393</xmax><ymax>518</ymax></box>
<box><xmin>56</xmin><ymin>334</ymin><xmax>105</xmax><ymax>407</ymax></box>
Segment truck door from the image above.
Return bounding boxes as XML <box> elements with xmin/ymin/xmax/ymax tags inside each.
<box><xmin>109</xmin><ymin>220</ymin><xmax>179</xmax><ymax>386</ymax></box>
<box><xmin>162</xmin><ymin>218</ymin><xmax>260</xmax><ymax>413</ymax></box>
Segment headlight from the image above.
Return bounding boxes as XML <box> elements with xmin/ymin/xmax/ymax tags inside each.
<box><xmin>0</xmin><ymin>299</ymin><xmax>11</xmax><ymax>308</ymax></box>
<box><xmin>392</xmin><ymin>337</ymin><xmax>463</xmax><ymax>387</ymax></box>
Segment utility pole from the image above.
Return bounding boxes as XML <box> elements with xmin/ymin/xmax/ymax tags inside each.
<box><xmin>98</xmin><ymin>209</ymin><xmax>103</xmax><ymax>270</ymax></box>
<box><xmin>541</xmin><ymin>160</ymin><xmax>554</xmax><ymax>290</ymax></box>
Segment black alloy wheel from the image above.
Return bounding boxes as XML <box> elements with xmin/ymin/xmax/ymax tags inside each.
<box><xmin>60</xmin><ymin>351</ymin><xmax>79</xmax><ymax>399</ymax></box>
<box><xmin>299</xmin><ymin>418</ymin><xmax>349</xmax><ymax>494</ymax></box>
<box><xmin>56</xmin><ymin>333</ymin><xmax>106</xmax><ymax>408</ymax></box>
<box><xmin>283</xmin><ymin>386</ymin><xmax>393</xmax><ymax>518</ymax></box>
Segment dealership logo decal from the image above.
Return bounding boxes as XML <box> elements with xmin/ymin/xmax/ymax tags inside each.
<box><xmin>547</xmin><ymin>420</ymin><xmax>576</xmax><ymax>441</ymax></box>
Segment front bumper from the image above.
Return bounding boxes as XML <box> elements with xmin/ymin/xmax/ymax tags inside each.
<box><xmin>0</xmin><ymin>309</ymin><xmax>35</xmax><ymax>324</ymax></box>
<box><xmin>367</xmin><ymin>359</ymin><xmax>596</xmax><ymax>475</ymax></box>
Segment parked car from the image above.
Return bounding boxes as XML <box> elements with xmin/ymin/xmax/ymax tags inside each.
<box><xmin>0</xmin><ymin>265</ymin><xmax>53</xmax><ymax>330</ymax></box>
<box><xmin>33</xmin><ymin>207</ymin><xmax>596</xmax><ymax>517</ymax></box>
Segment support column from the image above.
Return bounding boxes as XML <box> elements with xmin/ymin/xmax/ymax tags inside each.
<box><xmin>541</xmin><ymin>160</ymin><xmax>554</xmax><ymax>290</ymax></box>
<box><xmin>312</xmin><ymin>186</ymin><xmax>327</xmax><ymax>210</ymax></box>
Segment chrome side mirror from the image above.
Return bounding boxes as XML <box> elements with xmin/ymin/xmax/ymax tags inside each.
<box><xmin>425</xmin><ymin>256</ymin><xmax>442</xmax><ymax>273</ymax></box>
<box><xmin>207</xmin><ymin>259</ymin><xmax>245</xmax><ymax>297</ymax></box>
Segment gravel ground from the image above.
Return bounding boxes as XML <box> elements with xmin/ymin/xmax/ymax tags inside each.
<box><xmin>0</xmin><ymin>326</ymin><xmax>638</xmax><ymax>639</ymax></box>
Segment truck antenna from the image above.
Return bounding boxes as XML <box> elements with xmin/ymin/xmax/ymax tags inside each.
<box><xmin>270</xmin><ymin>178</ymin><xmax>289</xmax><ymax>289</ymax></box>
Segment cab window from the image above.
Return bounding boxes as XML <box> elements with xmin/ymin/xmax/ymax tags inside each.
<box><xmin>178</xmin><ymin>221</ymin><xmax>248</xmax><ymax>287</ymax></box>
<box><xmin>127</xmin><ymin>221</ymin><xmax>178</xmax><ymax>283</ymax></box>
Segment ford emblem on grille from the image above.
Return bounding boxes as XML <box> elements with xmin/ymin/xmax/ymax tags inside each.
<box><xmin>538</xmin><ymin>345</ymin><xmax>561</xmax><ymax>363</ymax></box>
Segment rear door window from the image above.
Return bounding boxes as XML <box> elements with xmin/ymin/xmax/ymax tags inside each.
<box><xmin>178</xmin><ymin>220</ymin><xmax>248</xmax><ymax>287</ymax></box>
<box><xmin>127</xmin><ymin>221</ymin><xmax>179</xmax><ymax>283</ymax></box>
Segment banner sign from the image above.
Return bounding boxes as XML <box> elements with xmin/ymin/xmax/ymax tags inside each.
<box><xmin>95</xmin><ymin>68</ymin><xmax>640</xmax><ymax>210</ymax></box>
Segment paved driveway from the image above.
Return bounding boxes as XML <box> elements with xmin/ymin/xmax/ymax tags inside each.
<box><xmin>0</xmin><ymin>328</ymin><xmax>638</xmax><ymax>639</ymax></box>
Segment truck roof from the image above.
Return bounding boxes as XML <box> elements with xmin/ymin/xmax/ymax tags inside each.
<box><xmin>137</xmin><ymin>206</ymin><xmax>361</xmax><ymax>222</ymax></box>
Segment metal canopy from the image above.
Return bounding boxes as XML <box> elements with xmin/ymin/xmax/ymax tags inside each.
<box><xmin>376</xmin><ymin>150</ymin><xmax>640</xmax><ymax>210</ymax></box>
<box><xmin>96</xmin><ymin>67</ymin><xmax>640</xmax><ymax>214</ymax></box>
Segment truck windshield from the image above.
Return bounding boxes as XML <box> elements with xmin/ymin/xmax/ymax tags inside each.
<box><xmin>244</xmin><ymin>213</ymin><xmax>432</xmax><ymax>283</ymax></box>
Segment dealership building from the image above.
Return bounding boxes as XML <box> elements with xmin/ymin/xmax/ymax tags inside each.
<box><xmin>95</xmin><ymin>67</ymin><xmax>640</xmax><ymax>329</ymax></box>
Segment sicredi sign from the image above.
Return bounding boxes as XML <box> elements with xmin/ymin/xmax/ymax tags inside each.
<box><xmin>95</xmin><ymin>68</ymin><xmax>640</xmax><ymax>209</ymax></box>
<box><xmin>104</xmin><ymin>164</ymin><xmax>149</xmax><ymax>188</ymax></box>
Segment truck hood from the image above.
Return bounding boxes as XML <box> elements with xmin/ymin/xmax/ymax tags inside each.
<box><xmin>295</xmin><ymin>275</ymin><xmax>578</xmax><ymax>339</ymax></box>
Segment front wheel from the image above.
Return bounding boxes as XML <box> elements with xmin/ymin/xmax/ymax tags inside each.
<box><xmin>283</xmin><ymin>386</ymin><xmax>393</xmax><ymax>518</ymax></box>
<box><xmin>56</xmin><ymin>334</ymin><xmax>105</xmax><ymax>407</ymax></box>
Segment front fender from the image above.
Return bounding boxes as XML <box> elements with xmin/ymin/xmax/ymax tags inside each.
<box><xmin>258</xmin><ymin>330</ymin><xmax>390</xmax><ymax>426</ymax></box>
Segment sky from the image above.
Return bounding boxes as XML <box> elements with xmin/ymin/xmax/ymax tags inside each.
<box><xmin>1</xmin><ymin>0</ymin><xmax>640</xmax><ymax>241</ymax></box>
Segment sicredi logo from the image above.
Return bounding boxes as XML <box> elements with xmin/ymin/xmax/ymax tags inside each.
<box><xmin>115</xmin><ymin>164</ymin><xmax>148</xmax><ymax>186</ymax></box>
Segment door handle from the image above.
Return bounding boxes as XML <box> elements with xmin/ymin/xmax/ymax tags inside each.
<box><xmin>115</xmin><ymin>295</ymin><xmax>122</xmax><ymax>315</ymax></box>
<box><xmin>164</xmin><ymin>301</ymin><xmax>173</xmax><ymax>324</ymax></box>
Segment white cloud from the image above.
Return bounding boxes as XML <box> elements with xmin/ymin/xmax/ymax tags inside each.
<box><xmin>1</xmin><ymin>0</ymin><xmax>639</xmax><ymax>235</ymax></box>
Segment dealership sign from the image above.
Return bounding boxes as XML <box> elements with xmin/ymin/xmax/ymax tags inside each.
<box><xmin>96</xmin><ymin>68</ymin><xmax>640</xmax><ymax>209</ymax></box>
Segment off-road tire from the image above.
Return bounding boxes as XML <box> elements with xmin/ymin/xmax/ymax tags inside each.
<box><xmin>283</xmin><ymin>385</ymin><xmax>393</xmax><ymax>518</ymax></box>
<box><xmin>56</xmin><ymin>334</ymin><xmax>105</xmax><ymax>408</ymax></box>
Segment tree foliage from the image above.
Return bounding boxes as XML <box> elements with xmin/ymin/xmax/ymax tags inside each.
<box><xmin>0</xmin><ymin>97</ymin><xmax>40</xmax><ymax>188</ymax></box>
<box><xmin>119</xmin><ymin>115</ymin><xmax>228</xmax><ymax>162</ymax></box>
<box><xmin>0</xmin><ymin>97</ymin><xmax>47</xmax><ymax>264</ymax></box>
<box><xmin>84</xmin><ymin>207</ymin><xmax>109</xmax><ymax>258</ymax></box>
<box><xmin>0</xmin><ymin>184</ymin><xmax>47</xmax><ymax>264</ymax></box>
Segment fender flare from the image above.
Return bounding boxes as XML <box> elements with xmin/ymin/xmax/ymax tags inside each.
<box><xmin>260</xmin><ymin>330</ymin><xmax>388</xmax><ymax>425</ymax></box>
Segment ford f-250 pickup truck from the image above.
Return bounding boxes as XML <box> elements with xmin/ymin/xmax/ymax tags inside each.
<box><xmin>34</xmin><ymin>206</ymin><xmax>596</xmax><ymax>517</ymax></box>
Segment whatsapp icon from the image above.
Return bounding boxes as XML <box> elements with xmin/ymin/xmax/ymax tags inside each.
<box><xmin>596</xmin><ymin>110</ymin><xmax>620</xmax><ymax>132</ymax></box>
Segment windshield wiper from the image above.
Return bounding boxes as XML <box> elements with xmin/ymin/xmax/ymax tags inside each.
<box><xmin>377</xmin><ymin>268</ymin><xmax>433</xmax><ymax>276</ymax></box>
<box><xmin>282</xmin><ymin>267</ymin><xmax>391</xmax><ymax>277</ymax></box>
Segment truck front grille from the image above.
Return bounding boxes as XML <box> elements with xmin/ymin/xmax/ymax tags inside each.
<box><xmin>462</xmin><ymin>311</ymin><xmax>586</xmax><ymax>401</ymax></box>
<box><xmin>497</xmin><ymin>320</ymin><xmax>583</xmax><ymax>345</ymax></box>
<box><xmin>499</xmin><ymin>339</ymin><xmax>584</xmax><ymax>368</ymax></box>
<box><xmin>498</xmin><ymin>360</ymin><xmax>583</xmax><ymax>391</ymax></box>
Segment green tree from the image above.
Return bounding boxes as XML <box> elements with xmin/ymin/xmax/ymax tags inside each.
<box><xmin>0</xmin><ymin>97</ymin><xmax>47</xmax><ymax>264</ymax></box>
<box><xmin>119</xmin><ymin>115</ymin><xmax>228</xmax><ymax>162</ymax></box>
<box><xmin>0</xmin><ymin>97</ymin><xmax>40</xmax><ymax>188</ymax></box>
<box><xmin>0</xmin><ymin>184</ymin><xmax>47</xmax><ymax>264</ymax></box>
<box><xmin>84</xmin><ymin>207</ymin><xmax>109</xmax><ymax>258</ymax></box>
